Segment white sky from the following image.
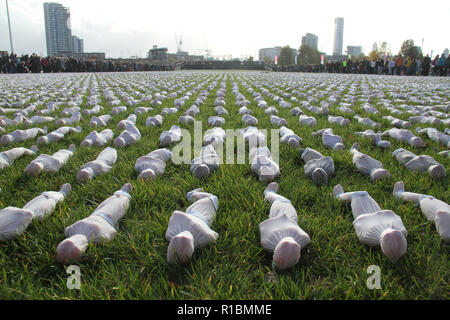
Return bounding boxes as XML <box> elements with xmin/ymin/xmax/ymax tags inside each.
<box><xmin>1</xmin><ymin>0</ymin><xmax>449</xmax><ymax>59</ymax></box>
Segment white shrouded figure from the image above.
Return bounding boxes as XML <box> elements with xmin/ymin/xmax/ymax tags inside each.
<box><xmin>159</xmin><ymin>125</ymin><xmax>182</xmax><ymax>147</ymax></box>
<box><xmin>117</xmin><ymin>114</ymin><xmax>136</xmax><ymax>129</ymax></box>
<box><xmin>166</xmin><ymin>188</ymin><xmax>219</xmax><ymax>264</ymax></box>
<box><xmin>392</xmin><ymin>148</ymin><xmax>446</xmax><ymax>178</ymax></box>
<box><xmin>350</xmin><ymin>143</ymin><xmax>391</xmax><ymax>181</ymax></box>
<box><xmin>56</xmin><ymin>112</ymin><xmax>81</xmax><ymax>126</ymax></box>
<box><xmin>37</xmin><ymin>126</ymin><xmax>82</xmax><ymax>145</ymax></box>
<box><xmin>0</xmin><ymin>145</ymin><xmax>38</xmax><ymax>170</ymax></box>
<box><xmin>178</xmin><ymin>115</ymin><xmax>195</xmax><ymax>125</ymax></box>
<box><xmin>313</xmin><ymin>128</ymin><xmax>345</xmax><ymax>151</ymax></box>
<box><xmin>111</xmin><ymin>106</ymin><xmax>127</xmax><ymax>115</ymax></box>
<box><xmin>250</xmin><ymin>146</ymin><xmax>280</xmax><ymax>183</ymax></box>
<box><xmin>328</xmin><ymin>115</ymin><xmax>350</xmax><ymax>126</ymax></box>
<box><xmin>354</xmin><ymin>115</ymin><xmax>381</xmax><ymax>128</ymax></box>
<box><xmin>25</xmin><ymin>144</ymin><xmax>75</xmax><ymax>176</ymax></box>
<box><xmin>134</xmin><ymin>106</ymin><xmax>153</xmax><ymax>115</ymax></box>
<box><xmin>114</xmin><ymin>123</ymin><xmax>141</xmax><ymax>147</ymax></box>
<box><xmin>241</xmin><ymin>126</ymin><xmax>266</xmax><ymax>145</ymax></box>
<box><xmin>215</xmin><ymin>106</ymin><xmax>228</xmax><ymax>116</ymax></box>
<box><xmin>89</xmin><ymin>115</ymin><xmax>111</xmax><ymax>127</ymax></box>
<box><xmin>416</xmin><ymin>127</ymin><xmax>450</xmax><ymax>148</ymax></box>
<box><xmin>83</xmin><ymin>105</ymin><xmax>103</xmax><ymax>116</ymax></box>
<box><xmin>299</xmin><ymin>115</ymin><xmax>316</xmax><ymax>127</ymax></box>
<box><xmin>383</xmin><ymin>116</ymin><xmax>411</xmax><ymax>129</ymax></box>
<box><xmin>242</xmin><ymin>114</ymin><xmax>258</xmax><ymax>126</ymax></box>
<box><xmin>301</xmin><ymin>147</ymin><xmax>335</xmax><ymax>185</ymax></box>
<box><xmin>77</xmin><ymin>147</ymin><xmax>117</xmax><ymax>182</ymax></box>
<box><xmin>208</xmin><ymin>116</ymin><xmax>225</xmax><ymax>127</ymax></box>
<box><xmin>260</xmin><ymin>182</ymin><xmax>311</xmax><ymax>270</ymax></box>
<box><xmin>0</xmin><ymin>183</ymin><xmax>71</xmax><ymax>240</ymax></box>
<box><xmin>393</xmin><ymin>181</ymin><xmax>450</xmax><ymax>242</ymax></box>
<box><xmin>56</xmin><ymin>183</ymin><xmax>132</xmax><ymax>264</ymax></box>
<box><xmin>134</xmin><ymin>148</ymin><xmax>172</xmax><ymax>180</ymax></box>
<box><xmin>383</xmin><ymin>128</ymin><xmax>425</xmax><ymax>147</ymax></box>
<box><xmin>191</xmin><ymin>144</ymin><xmax>220</xmax><ymax>179</ymax></box>
<box><xmin>203</xmin><ymin>127</ymin><xmax>226</xmax><ymax>147</ymax></box>
<box><xmin>1</xmin><ymin>126</ymin><xmax>47</xmax><ymax>145</ymax></box>
<box><xmin>270</xmin><ymin>115</ymin><xmax>287</xmax><ymax>127</ymax></box>
<box><xmin>333</xmin><ymin>184</ymin><xmax>408</xmax><ymax>262</ymax></box>
<box><xmin>24</xmin><ymin>116</ymin><xmax>55</xmax><ymax>126</ymax></box>
<box><xmin>279</xmin><ymin>126</ymin><xmax>302</xmax><ymax>148</ymax></box>
<box><xmin>81</xmin><ymin>129</ymin><xmax>114</xmax><ymax>147</ymax></box>
<box><xmin>355</xmin><ymin>130</ymin><xmax>391</xmax><ymax>149</ymax></box>
<box><xmin>0</xmin><ymin>114</ymin><xmax>27</xmax><ymax>127</ymax></box>
<box><xmin>146</xmin><ymin>115</ymin><xmax>163</xmax><ymax>127</ymax></box>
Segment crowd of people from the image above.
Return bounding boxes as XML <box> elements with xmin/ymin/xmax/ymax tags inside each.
<box><xmin>277</xmin><ymin>54</ymin><xmax>450</xmax><ymax>76</ymax></box>
<box><xmin>0</xmin><ymin>53</ymin><xmax>174</xmax><ymax>74</ymax></box>
<box><xmin>1</xmin><ymin>52</ymin><xmax>449</xmax><ymax>76</ymax></box>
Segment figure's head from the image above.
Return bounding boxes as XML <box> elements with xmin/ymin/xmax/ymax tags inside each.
<box><xmin>288</xmin><ymin>137</ymin><xmax>299</xmax><ymax>148</ymax></box>
<box><xmin>1</xmin><ymin>134</ymin><xmax>13</xmax><ymax>145</ymax></box>
<box><xmin>36</xmin><ymin>136</ymin><xmax>49</xmax><ymax>145</ymax></box>
<box><xmin>193</xmin><ymin>164</ymin><xmax>210</xmax><ymax>179</ymax></box>
<box><xmin>409</xmin><ymin>137</ymin><xmax>423</xmax><ymax>147</ymax></box>
<box><xmin>25</xmin><ymin>161</ymin><xmax>44</xmax><ymax>176</ymax></box>
<box><xmin>273</xmin><ymin>237</ymin><xmax>301</xmax><ymax>270</ymax></box>
<box><xmin>167</xmin><ymin>231</ymin><xmax>195</xmax><ymax>264</ymax></box>
<box><xmin>77</xmin><ymin>168</ymin><xmax>94</xmax><ymax>182</ymax></box>
<box><xmin>56</xmin><ymin>234</ymin><xmax>88</xmax><ymax>264</ymax></box>
<box><xmin>114</xmin><ymin>137</ymin><xmax>126</xmax><ymax>148</ymax></box>
<box><xmin>380</xmin><ymin>228</ymin><xmax>407</xmax><ymax>262</ymax></box>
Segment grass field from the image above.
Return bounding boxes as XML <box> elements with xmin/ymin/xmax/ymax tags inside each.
<box><xmin>0</xmin><ymin>71</ymin><xmax>448</xmax><ymax>300</ymax></box>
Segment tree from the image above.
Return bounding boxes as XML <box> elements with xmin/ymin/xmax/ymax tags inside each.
<box><xmin>369</xmin><ymin>50</ymin><xmax>379</xmax><ymax>61</ymax></box>
<box><xmin>298</xmin><ymin>44</ymin><xmax>320</xmax><ymax>65</ymax></box>
<box><xmin>263</xmin><ymin>56</ymin><xmax>274</xmax><ymax>64</ymax></box>
<box><xmin>278</xmin><ymin>45</ymin><xmax>294</xmax><ymax>66</ymax></box>
<box><xmin>400</xmin><ymin>39</ymin><xmax>418</xmax><ymax>59</ymax></box>
<box><xmin>247</xmin><ymin>56</ymin><xmax>254</xmax><ymax>62</ymax></box>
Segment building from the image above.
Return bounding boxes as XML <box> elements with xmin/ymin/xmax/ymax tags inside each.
<box><xmin>72</xmin><ymin>36</ymin><xmax>84</xmax><ymax>54</ymax></box>
<box><xmin>333</xmin><ymin>17</ymin><xmax>344</xmax><ymax>56</ymax></box>
<box><xmin>301</xmin><ymin>33</ymin><xmax>318</xmax><ymax>50</ymax></box>
<box><xmin>147</xmin><ymin>45</ymin><xmax>169</xmax><ymax>64</ymax></box>
<box><xmin>347</xmin><ymin>46</ymin><xmax>362</xmax><ymax>58</ymax></box>
<box><xmin>44</xmin><ymin>2</ymin><xmax>74</xmax><ymax>57</ymax></box>
<box><xmin>259</xmin><ymin>47</ymin><xmax>298</xmax><ymax>63</ymax></box>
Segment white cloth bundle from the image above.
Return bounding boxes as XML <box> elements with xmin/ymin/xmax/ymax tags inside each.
<box><xmin>57</xmin><ymin>183</ymin><xmax>132</xmax><ymax>263</ymax></box>
<box><xmin>159</xmin><ymin>125</ymin><xmax>182</xmax><ymax>147</ymax></box>
<box><xmin>81</xmin><ymin>129</ymin><xmax>114</xmax><ymax>147</ymax></box>
<box><xmin>383</xmin><ymin>128</ymin><xmax>424</xmax><ymax>147</ymax></box>
<box><xmin>114</xmin><ymin>123</ymin><xmax>141</xmax><ymax>147</ymax></box>
<box><xmin>394</xmin><ymin>181</ymin><xmax>450</xmax><ymax>242</ymax></box>
<box><xmin>299</xmin><ymin>115</ymin><xmax>316</xmax><ymax>127</ymax></box>
<box><xmin>0</xmin><ymin>145</ymin><xmax>38</xmax><ymax>170</ymax></box>
<box><xmin>350</xmin><ymin>143</ymin><xmax>390</xmax><ymax>181</ymax></box>
<box><xmin>250</xmin><ymin>146</ymin><xmax>280</xmax><ymax>183</ymax></box>
<box><xmin>117</xmin><ymin>114</ymin><xmax>137</xmax><ymax>129</ymax></box>
<box><xmin>392</xmin><ymin>148</ymin><xmax>446</xmax><ymax>178</ymax></box>
<box><xmin>37</xmin><ymin>126</ymin><xmax>82</xmax><ymax>145</ymax></box>
<box><xmin>1</xmin><ymin>126</ymin><xmax>47</xmax><ymax>145</ymax></box>
<box><xmin>333</xmin><ymin>184</ymin><xmax>407</xmax><ymax>262</ymax></box>
<box><xmin>56</xmin><ymin>112</ymin><xmax>81</xmax><ymax>126</ymax></box>
<box><xmin>146</xmin><ymin>114</ymin><xmax>163</xmax><ymax>127</ymax></box>
<box><xmin>355</xmin><ymin>130</ymin><xmax>391</xmax><ymax>149</ymax></box>
<box><xmin>89</xmin><ymin>114</ymin><xmax>111</xmax><ymax>127</ymax></box>
<box><xmin>25</xmin><ymin>144</ymin><xmax>75</xmax><ymax>176</ymax></box>
<box><xmin>166</xmin><ymin>189</ymin><xmax>219</xmax><ymax>264</ymax></box>
<box><xmin>260</xmin><ymin>182</ymin><xmax>311</xmax><ymax>269</ymax></box>
<box><xmin>279</xmin><ymin>126</ymin><xmax>302</xmax><ymax>148</ymax></box>
<box><xmin>111</xmin><ymin>106</ymin><xmax>127</xmax><ymax>115</ymax></box>
<box><xmin>208</xmin><ymin>116</ymin><xmax>225</xmax><ymax>127</ymax></box>
<box><xmin>134</xmin><ymin>148</ymin><xmax>172</xmax><ymax>180</ymax></box>
<box><xmin>0</xmin><ymin>183</ymin><xmax>71</xmax><ymax>240</ymax></box>
<box><xmin>77</xmin><ymin>147</ymin><xmax>117</xmax><ymax>182</ymax></box>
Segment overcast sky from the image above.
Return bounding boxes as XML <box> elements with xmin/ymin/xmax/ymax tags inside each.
<box><xmin>1</xmin><ymin>0</ymin><xmax>448</xmax><ymax>59</ymax></box>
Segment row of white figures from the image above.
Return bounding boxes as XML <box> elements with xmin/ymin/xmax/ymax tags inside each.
<box><xmin>261</xmin><ymin>182</ymin><xmax>311</xmax><ymax>270</ymax></box>
<box><xmin>301</xmin><ymin>147</ymin><xmax>335</xmax><ymax>185</ymax></box>
<box><xmin>392</xmin><ymin>148</ymin><xmax>446</xmax><ymax>178</ymax></box>
<box><xmin>57</xmin><ymin>183</ymin><xmax>132</xmax><ymax>263</ymax></box>
<box><xmin>0</xmin><ymin>184</ymin><xmax>71</xmax><ymax>240</ymax></box>
<box><xmin>166</xmin><ymin>189</ymin><xmax>219</xmax><ymax>264</ymax></box>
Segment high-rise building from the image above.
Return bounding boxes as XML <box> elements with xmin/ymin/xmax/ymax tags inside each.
<box><xmin>72</xmin><ymin>36</ymin><xmax>84</xmax><ymax>54</ymax></box>
<box><xmin>44</xmin><ymin>2</ymin><xmax>73</xmax><ymax>57</ymax></box>
<box><xmin>333</xmin><ymin>17</ymin><xmax>344</xmax><ymax>56</ymax></box>
<box><xmin>347</xmin><ymin>46</ymin><xmax>362</xmax><ymax>58</ymax></box>
<box><xmin>301</xmin><ymin>33</ymin><xmax>318</xmax><ymax>50</ymax></box>
<box><xmin>259</xmin><ymin>47</ymin><xmax>297</xmax><ymax>63</ymax></box>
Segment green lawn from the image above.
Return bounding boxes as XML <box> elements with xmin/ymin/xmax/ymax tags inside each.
<box><xmin>0</xmin><ymin>71</ymin><xmax>448</xmax><ymax>299</ymax></box>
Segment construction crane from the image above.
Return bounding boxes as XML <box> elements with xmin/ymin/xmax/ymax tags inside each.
<box><xmin>175</xmin><ymin>34</ymin><xmax>183</xmax><ymax>54</ymax></box>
